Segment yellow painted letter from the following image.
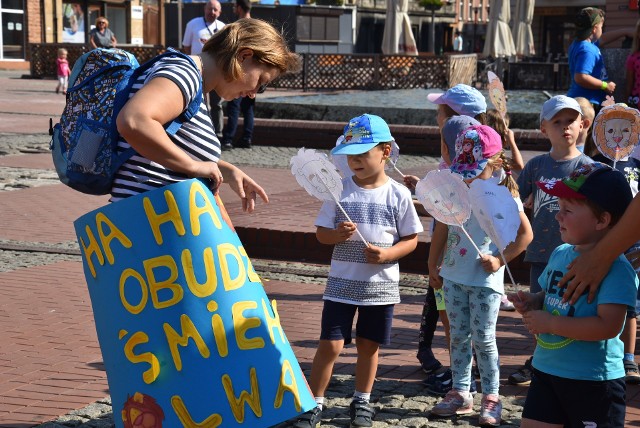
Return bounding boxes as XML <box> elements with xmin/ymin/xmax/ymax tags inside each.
<box><xmin>144</xmin><ymin>255</ymin><xmax>183</xmax><ymax>309</ymax></box>
<box><xmin>79</xmin><ymin>225</ymin><xmax>104</xmax><ymax>278</ymax></box>
<box><xmin>163</xmin><ymin>314</ymin><xmax>210</xmax><ymax>371</ymax></box>
<box><xmin>189</xmin><ymin>181</ymin><xmax>222</xmax><ymax>235</ymax></box>
<box><xmin>218</xmin><ymin>243</ymin><xmax>245</xmax><ymax>291</ymax></box>
<box><xmin>96</xmin><ymin>212</ymin><xmax>132</xmax><ymax>265</ymax></box>
<box><xmin>182</xmin><ymin>247</ymin><xmax>217</xmax><ymax>298</ymax></box>
<box><xmin>171</xmin><ymin>395</ymin><xmax>222</xmax><ymax>427</ymax></box>
<box><xmin>232</xmin><ymin>301</ymin><xmax>265</xmax><ymax>350</ymax></box>
<box><xmin>262</xmin><ymin>299</ymin><xmax>286</xmax><ymax>345</ymax></box>
<box><xmin>122</xmin><ymin>331</ymin><xmax>160</xmax><ymax>384</ymax></box>
<box><xmin>274</xmin><ymin>359</ymin><xmax>302</xmax><ymax>412</ymax></box>
<box><xmin>221</xmin><ymin>367</ymin><xmax>262</xmax><ymax>422</ymax></box>
<box><xmin>143</xmin><ymin>190</ymin><xmax>185</xmax><ymax>246</ymax></box>
<box><xmin>119</xmin><ymin>268</ymin><xmax>148</xmax><ymax>315</ymax></box>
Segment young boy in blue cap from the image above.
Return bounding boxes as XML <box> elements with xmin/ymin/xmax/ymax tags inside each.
<box><xmin>293</xmin><ymin>114</ymin><xmax>423</xmax><ymax>428</ymax></box>
<box><xmin>509</xmin><ymin>162</ymin><xmax>637</xmax><ymax>427</ymax></box>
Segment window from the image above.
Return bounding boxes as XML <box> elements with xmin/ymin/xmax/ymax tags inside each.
<box><xmin>297</xmin><ymin>12</ymin><xmax>340</xmax><ymax>42</ymax></box>
<box><xmin>1</xmin><ymin>0</ymin><xmax>25</xmax><ymax>59</ymax></box>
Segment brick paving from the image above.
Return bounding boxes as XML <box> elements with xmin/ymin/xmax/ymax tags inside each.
<box><xmin>0</xmin><ymin>72</ymin><xmax>639</xmax><ymax>427</ymax></box>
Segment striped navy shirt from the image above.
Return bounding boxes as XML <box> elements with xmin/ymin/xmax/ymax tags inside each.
<box><xmin>110</xmin><ymin>56</ymin><xmax>220</xmax><ymax>201</ymax></box>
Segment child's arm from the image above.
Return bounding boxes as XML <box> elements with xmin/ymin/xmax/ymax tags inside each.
<box><xmin>481</xmin><ymin>210</ymin><xmax>533</xmax><ymax>273</ymax></box>
<box><xmin>364</xmin><ymin>233</ymin><xmax>418</xmax><ymax>264</ymax></box>
<box><xmin>507</xmin><ymin>290</ymin><xmax>544</xmax><ymax>314</ymax></box>
<box><xmin>505</xmin><ymin>129</ymin><xmax>524</xmax><ymax>172</ymax></box>
<box><xmin>403</xmin><ymin>175</ymin><xmax>419</xmax><ymax>191</ymax></box>
<box><xmin>522</xmin><ymin>303</ymin><xmax>627</xmax><ymax>341</ymax></box>
<box><xmin>316</xmin><ymin>222</ymin><xmax>357</xmax><ymax>245</ymax></box>
<box><xmin>427</xmin><ymin>220</ymin><xmax>448</xmax><ymax>289</ymax></box>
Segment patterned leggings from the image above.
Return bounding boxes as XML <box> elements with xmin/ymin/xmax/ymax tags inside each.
<box><xmin>443</xmin><ymin>279</ymin><xmax>501</xmax><ymax>395</ymax></box>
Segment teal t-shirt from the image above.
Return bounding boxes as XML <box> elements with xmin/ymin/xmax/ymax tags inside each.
<box><xmin>533</xmin><ymin>244</ymin><xmax>638</xmax><ymax>381</ymax></box>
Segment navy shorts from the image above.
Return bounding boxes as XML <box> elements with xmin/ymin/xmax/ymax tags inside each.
<box><xmin>320</xmin><ymin>300</ymin><xmax>394</xmax><ymax>345</ymax></box>
<box><xmin>522</xmin><ymin>368</ymin><xmax>626</xmax><ymax>427</ymax></box>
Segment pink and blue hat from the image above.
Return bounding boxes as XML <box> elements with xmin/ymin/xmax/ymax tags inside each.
<box><xmin>449</xmin><ymin>125</ymin><xmax>503</xmax><ymax>180</ymax></box>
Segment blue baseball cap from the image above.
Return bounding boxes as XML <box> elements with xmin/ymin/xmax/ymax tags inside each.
<box><xmin>330</xmin><ymin>114</ymin><xmax>394</xmax><ymax>156</ymax></box>
<box><xmin>427</xmin><ymin>84</ymin><xmax>487</xmax><ymax>117</ymax></box>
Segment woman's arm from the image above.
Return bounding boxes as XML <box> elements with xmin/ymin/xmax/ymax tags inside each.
<box><xmin>523</xmin><ymin>303</ymin><xmax>627</xmax><ymax>341</ymax></box>
<box><xmin>559</xmin><ymin>193</ymin><xmax>640</xmax><ymax>304</ymax></box>
<box><xmin>599</xmin><ymin>27</ymin><xmax>635</xmax><ymax>47</ymax></box>
<box><xmin>110</xmin><ymin>31</ymin><xmax>117</xmax><ymax>47</ymax></box>
<box><xmin>116</xmin><ymin>76</ymin><xmax>222</xmax><ymax>182</ymax></box>
<box><xmin>218</xmin><ymin>159</ymin><xmax>268</xmax><ymax>212</ymax></box>
<box><xmin>506</xmin><ymin>129</ymin><xmax>524</xmax><ymax>172</ymax></box>
<box><xmin>89</xmin><ymin>31</ymin><xmax>98</xmax><ymax>49</ymax></box>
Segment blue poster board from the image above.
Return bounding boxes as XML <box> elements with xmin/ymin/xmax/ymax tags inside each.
<box><xmin>74</xmin><ymin>179</ymin><xmax>315</xmax><ymax>427</ymax></box>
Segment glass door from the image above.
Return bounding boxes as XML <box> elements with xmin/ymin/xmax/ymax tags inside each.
<box><xmin>1</xmin><ymin>0</ymin><xmax>25</xmax><ymax>60</ymax></box>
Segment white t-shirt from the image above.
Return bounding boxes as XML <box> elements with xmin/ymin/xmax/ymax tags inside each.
<box><xmin>315</xmin><ymin>177</ymin><xmax>423</xmax><ymax>305</ymax></box>
<box><xmin>453</xmin><ymin>35</ymin><xmax>463</xmax><ymax>52</ymax></box>
<box><xmin>182</xmin><ymin>17</ymin><xmax>225</xmax><ymax>55</ymax></box>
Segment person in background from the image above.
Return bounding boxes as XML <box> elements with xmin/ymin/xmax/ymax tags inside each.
<box><xmin>221</xmin><ymin>0</ymin><xmax>254</xmax><ymax>150</ymax></box>
<box><xmin>55</xmin><ymin>48</ymin><xmax>70</xmax><ymax>95</ymax></box>
<box><xmin>89</xmin><ymin>17</ymin><xmax>117</xmax><ymax>48</ymax></box>
<box><xmin>453</xmin><ymin>30</ymin><xmax>463</xmax><ymax>52</ymax></box>
<box><xmin>573</xmin><ymin>97</ymin><xmax>595</xmax><ymax>154</ymax></box>
<box><xmin>509</xmin><ymin>163</ymin><xmax>636</xmax><ymax>428</ymax></box>
<box><xmin>508</xmin><ymin>95</ymin><xmax>594</xmax><ymax>387</ymax></box>
<box><xmin>567</xmin><ymin>7</ymin><xmax>634</xmax><ymax>115</ymax></box>
<box><xmin>182</xmin><ymin>0</ymin><xmax>225</xmax><ymax>140</ymax></box>
<box><xmin>625</xmin><ymin>19</ymin><xmax>640</xmax><ymax>110</ymax></box>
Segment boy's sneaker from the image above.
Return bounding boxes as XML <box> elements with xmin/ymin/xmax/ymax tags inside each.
<box><xmin>292</xmin><ymin>406</ymin><xmax>322</xmax><ymax>428</ymax></box>
<box><xmin>500</xmin><ymin>294</ymin><xmax>515</xmax><ymax>311</ymax></box>
<box><xmin>420</xmin><ymin>360</ymin><xmax>443</xmax><ymax>375</ymax></box>
<box><xmin>430</xmin><ymin>389</ymin><xmax>474</xmax><ymax>417</ymax></box>
<box><xmin>508</xmin><ymin>356</ymin><xmax>533</xmax><ymax>386</ymax></box>
<box><xmin>625</xmin><ymin>359</ymin><xmax>640</xmax><ymax>384</ymax></box>
<box><xmin>479</xmin><ymin>394</ymin><xmax>502</xmax><ymax>427</ymax></box>
<box><xmin>349</xmin><ymin>400</ymin><xmax>374</xmax><ymax>427</ymax></box>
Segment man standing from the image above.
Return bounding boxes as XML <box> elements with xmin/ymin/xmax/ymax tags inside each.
<box><xmin>221</xmin><ymin>0</ymin><xmax>254</xmax><ymax>150</ymax></box>
<box><xmin>182</xmin><ymin>0</ymin><xmax>225</xmax><ymax>140</ymax></box>
<box><xmin>453</xmin><ymin>30</ymin><xmax>463</xmax><ymax>52</ymax></box>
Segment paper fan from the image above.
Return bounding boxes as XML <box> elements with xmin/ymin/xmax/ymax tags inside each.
<box><xmin>290</xmin><ymin>147</ymin><xmax>369</xmax><ymax>245</ymax></box>
<box><xmin>414</xmin><ymin>169</ymin><xmax>482</xmax><ymax>256</ymax></box>
<box><xmin>468</xmin><ymin>177</ymin><xmax>521</xmax><ymax>286</ymax></box>
<box><xmin>487</xmin><ymin>71</ymin><xmax>507</xmax><ymax>119</ymax></box>
<box><xmin>592</xmin><ymin>103</ymin><xmax>640</xmax><ymax>168</ymax></box>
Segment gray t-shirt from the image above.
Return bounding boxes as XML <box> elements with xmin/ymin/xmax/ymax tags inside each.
<box><xmin>516</xmin><ymin>153</ymin><xmax>593</xmax><ymax>263</ymax></box>
<box><xmin>90</xmin><ymin>28</ymin><xmax>114</xmax><ymax>48</ymax></box>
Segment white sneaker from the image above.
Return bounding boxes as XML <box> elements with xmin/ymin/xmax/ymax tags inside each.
<box><xmin>479</xmin><ymin>393</ymin><xmax>502</xmax><ymax>427</ymax></box>
<box><xmin>500</xmin><ymin>295</ymin><xmax>515</xmax><ymax>311</ymax></box>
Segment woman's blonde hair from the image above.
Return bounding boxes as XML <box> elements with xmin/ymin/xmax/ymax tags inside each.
<box><xmin>202</xmin><ymin>18</ymin><xmax>301</xmax><ymax>81</ymax></box>
<box><xmin>487</xmin><ymin>151</ymin><xmax>519</xmax><ymax>197</ymax></box>
<box><xmin>95</xmin><ymin>16</ymin><xmax>109</xmax><ymax>26</ymax></box>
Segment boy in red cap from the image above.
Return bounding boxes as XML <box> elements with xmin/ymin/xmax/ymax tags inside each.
<box><xmin>508</xmin><ymin>162</ymin><xmax>637</xmax><ymax>428</ymax></box>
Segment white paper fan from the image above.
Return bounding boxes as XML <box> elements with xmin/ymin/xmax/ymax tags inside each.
<box><xmin>414</xmin><ymin>169</ymin><xmax>482</xmax><ymax>256</ymax></box>
<box><xmin>468</xmin><ymin>177</ymin><xmax>521</xmax><ymax>286</ymax></box>
<box><xmin>291</xmin><ymin>147</ymin><xmax>369</xmax><ymax>245</ymax></box>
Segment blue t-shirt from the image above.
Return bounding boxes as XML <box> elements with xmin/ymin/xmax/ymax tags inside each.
<box><xmin>567</xmin><ymin>39</ymin><xmax>608</xmax><ymax>105</ymax></box>
<box><xmin>533</xmin><ymin>244</ymin><xmax>638</xmax><ymax>381</ymax></box>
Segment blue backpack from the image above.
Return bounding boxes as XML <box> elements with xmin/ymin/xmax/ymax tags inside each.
<box><xmin>50</xmin><ymin>47</ymin><xmax>203</xmax><ymax>195</ymax></box>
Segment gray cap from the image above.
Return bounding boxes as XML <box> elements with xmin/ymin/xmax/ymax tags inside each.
<box><xmin>540</xmin><ymin>95</ymin><xmax>583</xmax><ymax>123</ymax></box>
<box><xmin>442</xmin><ymin>115</ymin><xmax>481</xmax><ymax>156</ymax></box>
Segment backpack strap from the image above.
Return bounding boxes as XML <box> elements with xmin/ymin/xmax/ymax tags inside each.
<box><xmin>132</xmin><ymin>47</ymin><xmax>204</xmax><ymax>136</ymax></box>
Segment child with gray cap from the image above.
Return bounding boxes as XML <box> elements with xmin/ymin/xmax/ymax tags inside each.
<box><xmin>293</xmin><ymin>114</ymin><xmax>423</xmax><ymax>428</ymax></box>
<box><xmin>508</xmin><ymin>95</ymin><xmax>594</xmax><ymax>386</ymax></box>
<box><xmin>509</xmin><ymin>162</ymin><xmax>637</xmax><ymax>428</ymax></box>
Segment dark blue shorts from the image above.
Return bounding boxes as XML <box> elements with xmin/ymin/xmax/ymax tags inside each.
<box><xmin>522</xmin><ymin>367</ymin><xmax>626</xmax><ymax>427</ymax></box>
<box><xmin>320</xmin><ymin>300</ymin><xmax>394</xmax><ymax>345</ymax></box>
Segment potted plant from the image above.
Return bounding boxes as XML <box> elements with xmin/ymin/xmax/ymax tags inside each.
<box><xmin>419</xmin><ymin>0</ymin><xmax>443</xmax><ymax>11</ymax></box>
